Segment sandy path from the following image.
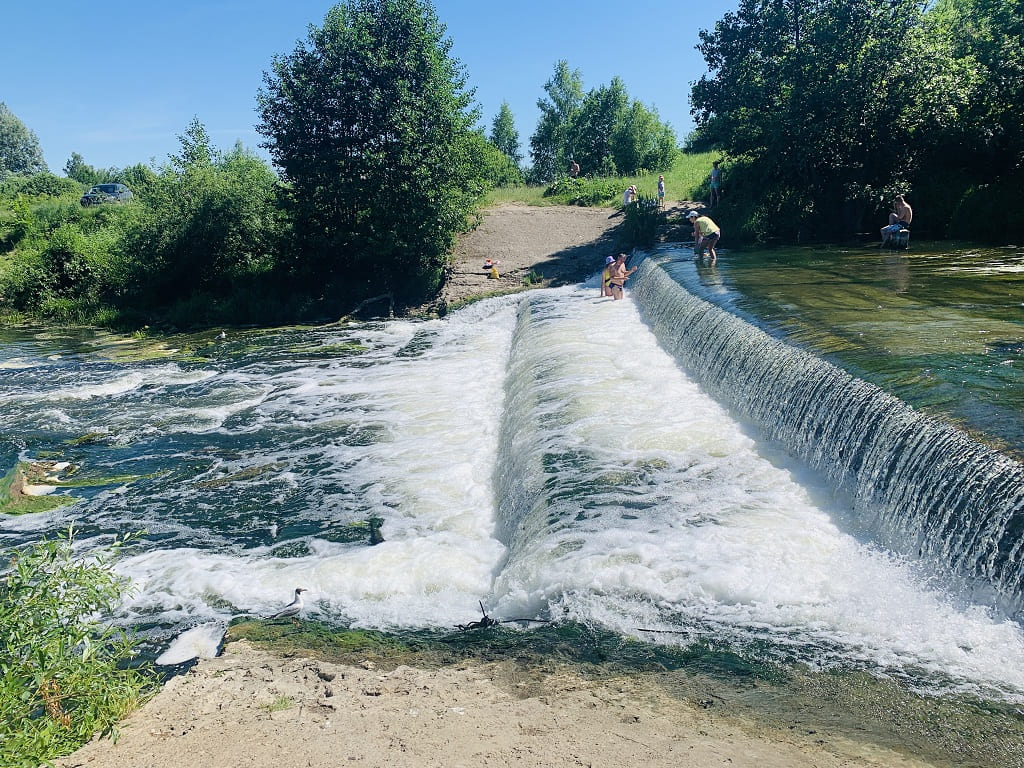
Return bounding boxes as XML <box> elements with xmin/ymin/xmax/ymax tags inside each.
<box><xmin>57</xmin><ymin>641</ymin><xmax>936</xmax><ymax>768</ymax></box>
<box><xmin>439</xmin><ymin>203</ymin><xmax>623</xmax><ymax>308</ymax></box>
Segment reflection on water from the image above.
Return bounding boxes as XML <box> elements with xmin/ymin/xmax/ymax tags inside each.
<box><xmin>655</xmin><ymin>242</ymin><xmax>1024</xmax><ymax>457</ymax></box>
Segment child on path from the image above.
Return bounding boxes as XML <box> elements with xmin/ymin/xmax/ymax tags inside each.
<box><xmin>709</xmin><ymin>161</ymin><xmax>722</xmax><ymax>206</ymax></box>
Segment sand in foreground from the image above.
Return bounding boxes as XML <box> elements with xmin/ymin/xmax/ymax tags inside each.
<box><xmin>58</xmin><ymin>641</ymin><xmax>938</xmax><ymax>768</ymax></box>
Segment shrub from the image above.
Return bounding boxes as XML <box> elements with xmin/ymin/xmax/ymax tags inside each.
<box><xmin>543</xmin><ymin>176</ymin><xmax>620</xmax><ymax>206</ymax></box>
<box><xmin>622</xmin><ymin>194</ymin><xmax>661</xmax><ymax>246</ymax></box>
<box><xmin>0</xmin><ymin>528</ymin><xmax>154</xmax><ymax>767</ymax></box>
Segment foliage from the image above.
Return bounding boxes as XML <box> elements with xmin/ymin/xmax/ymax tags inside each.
<box><xmin>621</xmin><ymin>194</ymin><xmax>662</xmax><ymax>247</ymax></box>
<box><xmin>529</xmin><ymin>60</ymin><xmax>584</xmax><ymax>183</ymax></box>
<box><xmin>0</xmin><ymin>172</ymin><xmax>81</xmax><ymax>201</ymax></box>
<box><xmin>691</xmin><ymin>0</ymin><xmax>972</xmax><ymax>240</ymax></box>
<box><xmin>489</xmin><ymin>101</ymin><xmax>522</xmax><ymax>168</ymax></box>
<box><xmin>0</xmin><ymin>102</ymin><xmax>47</xmax><ymax>178</ymax></box>
<box><xmin>257</xmin><ymin>0</ymin><xmax>482</xmax><ymax>305</ymax></box>
<box><xmin>542</xmin><ymin>175</ymin><xmax>621</xmax><ymax>207</ymax></box>
<box><xmin>529</xmin><ymin>63</ymin><xmax>677</xmax><ymax>183</ymax></box>
<box><xmin>0</xmin><ymin>528</ymin><xmax>153</xmax><ymax>766</ymax></box>
<box><xmin>468</xmin><ymin>130</ymin><xmax>523</xmax><ymax>188</ymax></box>
<box><xmin>119</xmin><ymin>125</ymin><xmax>285</xmax><ymax>307</ymax></box>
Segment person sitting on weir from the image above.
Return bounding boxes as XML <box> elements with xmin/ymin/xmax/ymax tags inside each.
<box><xmin>881</xmin><ymin>194</ymin><xmax>913</xmax><ymax>247</ymax></box>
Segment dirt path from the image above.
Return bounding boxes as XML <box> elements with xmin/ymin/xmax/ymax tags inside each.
<box><xmin>436</xmin><ymin>200</ymin><xmax>706</xmax><ymax>311</ymax></box>
<box><xmin>56</xmin><ymin>641</ymin><xmax>937</xmax><ymax>768</ymax></box>
<box><xmin>438</xmin><ymin>203</ymin><xmax>623</xmax><ymax>309</ymax></box>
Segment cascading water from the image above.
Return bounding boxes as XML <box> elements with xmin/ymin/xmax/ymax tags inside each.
<box><xmin>631</xmin><ymin>255</ymin><xmax>1024</xmax><ymax>615</ymax></box>
<box><xmin>3</xmin><ymin>272</ymin><xmax>1024</xmax><ymax>704</ymax></box>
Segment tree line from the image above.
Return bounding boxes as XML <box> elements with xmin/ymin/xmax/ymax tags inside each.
<box><xmin>690</xmin><ymin>0</ymin><xmax>1023</xmax><ymax>243</ymax></box>
<box><xmin>0</xmin><ymin>0</ymin><xmax>676</xmax><ymax>329</ymax></box>
<box><xmin>3</xmin><ymin>0</ymin><xmax>1021</xmax><ymax>330</ymax></box>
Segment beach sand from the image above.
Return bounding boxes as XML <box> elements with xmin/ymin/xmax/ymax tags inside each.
<box><xmin>57</xmin><ymin>640</ymin><xmax>939</xmax><ymax>768</ymax></box>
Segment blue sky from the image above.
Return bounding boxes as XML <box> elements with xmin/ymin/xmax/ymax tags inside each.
<box><xmin>3</xmin><ymin>1</ymin><xmax>738</xmax><ymax>173</ymax></box>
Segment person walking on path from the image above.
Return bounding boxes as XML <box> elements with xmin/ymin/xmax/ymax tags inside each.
<box><xmin>688</xmin><ymin>210</ymin><xmax>721</xmax><ymax>264</ymax></box>
<box><xmin>657</xmin><ymin>175</ymin><xmax>665</xmax><ymax>208</ymax></box>
<box><xmin>709</xmin><ymin>161</ymin><xmax>722</xmax><ymax>206</ymax></box>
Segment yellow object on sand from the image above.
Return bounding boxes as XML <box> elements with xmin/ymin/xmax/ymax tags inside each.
<box><xmin>489</xmin><ymin>266</ymin><xmax>499</xmax><ymax>279</ymax></box>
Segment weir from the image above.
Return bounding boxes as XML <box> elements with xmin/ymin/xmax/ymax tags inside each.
<box><xmin>630</xmin><ymin>256</ymin><xmax>1024</xmax><ymax>616</ymax></box>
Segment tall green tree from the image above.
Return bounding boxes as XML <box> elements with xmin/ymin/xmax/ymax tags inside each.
<box><xmin>63</xmin><ymin>152</ymin><xmax>105</xmax><ymax>186</ymax></box>
<box><xmin>0</xmin><ymin>102</ymin><xmax>47</xmax><ymax>178</ymax></box>
<box><xmin>490</xmin><ymin>101</ymin><xmax>522</xmax><ymax>167</ymax></box>
<box><xmin>573</xmin><ymin>78</ymin><xmax>629</xmax><ymax>175</ymax></box>
<box><xmin>692</xmin><ymin>0</ymin><xmax>966</xmax><ymax>239</ymax></box>
<box><xmin>611</xmin><ymin>101</ymin><xmax>676</xmax><ymax>176</ymax></box>
<box><xmin>529</xmin><ymin>60</ymin><xmax>584</xmax><ymax>182</ymax></box>
<box><xmin>257</xmin><ymin>0</ymin><xmax>480</xmax><ymax>304</ymax></box>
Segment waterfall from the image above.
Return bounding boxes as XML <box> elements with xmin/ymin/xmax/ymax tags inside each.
<box><xmin>632</xmin><ymin>257</ymin><xmax>1024</xmax><ymax>615</ymax></box>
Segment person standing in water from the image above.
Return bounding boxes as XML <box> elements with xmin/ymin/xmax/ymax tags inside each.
<box><xmin>601</xmin><ymin>255</ymin><xmax>615</xmax><ymax>297</ymax></box>
<box><xmin>608</xmin><ymin>253</ymin><xmax>637</xmax><ymax>300</ymax></box>
<box><xmin>688</xmin><ymin>210</ymin><xmax>721</xmax><ymax>264</ymax></box>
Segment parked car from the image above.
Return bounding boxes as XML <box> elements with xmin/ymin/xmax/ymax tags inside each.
<box><xmin>80</xmin><ymin>183</ymin><xmax>133</xmax><ymax>206</ymax></box>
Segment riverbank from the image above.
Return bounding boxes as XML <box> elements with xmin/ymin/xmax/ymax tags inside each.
<box><xmin>57</xmin><ymin>639</ymin><xmax>943</xmax><ymax>768</ymax></box>
<box><xmin>434</xmin><ymin>199</ymin><xmax>702</xmax><ymax>311</ymax></box>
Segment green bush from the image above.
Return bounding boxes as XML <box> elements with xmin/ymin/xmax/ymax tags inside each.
<box><xmin>0</xmin><ymin>528</ymin><xmax>153</xmax><ymax>767</ymax></box>
<box><xmin>542</xmin><ymin>176</ymin><xmax>620</xmax><ymax>206</ymax></box>
<box><xmin>0</xmin><ymin>172</ymin><xmax>81</xmax><ymax>201</ymax></box>
<box><xmin>622</xmin><ymin>194</ymin><xmax>662</xmax><ymax>246</ymax></box>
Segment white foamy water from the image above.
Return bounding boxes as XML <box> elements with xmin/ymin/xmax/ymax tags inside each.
<box><xmin>482</xmin><ymin>284</ymin><xmax>1024</xmax><ymax>700</ymax></box>
<box><xmin>114</xmin><ymin>298</ymin><xmax>518</xmax><ymax>629</ymax></box>
<box><xmin>3</xmin><ymin>282</ymin><xmax>1024</xmax><ymax>702</ymax></box>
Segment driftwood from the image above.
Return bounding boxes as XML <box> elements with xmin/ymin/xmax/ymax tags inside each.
<box><xmin>345</xmin><ymin>292</ymin><xmax>394</xmax><ymax>318</ymax></box>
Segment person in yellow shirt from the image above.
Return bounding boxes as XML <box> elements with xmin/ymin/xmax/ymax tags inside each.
<box><xmin>687</xmin><ymin>210</ymin><xmax>721</xmax><ymax>264</ymax></box>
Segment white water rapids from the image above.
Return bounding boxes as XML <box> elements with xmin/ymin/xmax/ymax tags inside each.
<box><xmin>2</xmin><ymin>276</ymin><xmax>1024</xmax><ymax>702</ymax></box>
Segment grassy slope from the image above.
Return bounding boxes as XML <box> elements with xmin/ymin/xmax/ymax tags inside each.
<box><xmin>484</xmin><ymin>151</ymin><xmax>719</xmax><ymax>207</ymax></box>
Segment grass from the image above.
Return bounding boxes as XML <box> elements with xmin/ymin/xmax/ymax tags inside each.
<box><xmin>482</xmin><ymin>150</ymin><xmax>720</xmax><ymax>209</ymax></box>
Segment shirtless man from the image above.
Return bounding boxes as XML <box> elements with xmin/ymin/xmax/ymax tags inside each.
<box><xmin>608</xmin><ymin>253</ymin><xmax>637</xmax><ymax>300</ymax></box>
<box><xmin>881</xmin><ymin>194</ymin><xmax>913</xmax><ymax>246</ymax></box>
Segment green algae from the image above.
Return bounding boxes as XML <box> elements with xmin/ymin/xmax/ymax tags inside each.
<box><xmin>0</xmin><ymin>460</ymin><xmax>142</xmax><ymax>516</ymax></box>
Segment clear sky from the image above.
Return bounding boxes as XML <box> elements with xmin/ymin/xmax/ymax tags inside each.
<box><xmin>2</xmin><ymin>1</ymin><xmax>738</xmax><ymax>174</ymax></box>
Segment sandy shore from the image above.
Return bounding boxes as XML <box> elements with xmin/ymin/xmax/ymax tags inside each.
<box><xmin>57</xmin><ymin>640</ymin><xmax>938</xmax><ymax>768</ymax></box>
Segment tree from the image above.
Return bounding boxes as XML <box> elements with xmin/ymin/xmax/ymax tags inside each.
<box><xmin>611</xmin><ymin>101</ymin><xmax>677</xmax><ymax>176</ymax></box>
<box><xmin>64</xmin><ymin>152</ymin><xmax>105</xmax><ymax>186</ymax></box>
<box><xmin>257</xmin><ymin>0</ymin><xmax>480</xmax><ymax>304</ymax></box>
<box><xmin>572</xmin><ymin>78</ymin><xmax>629</xmax><ymax>175</ymax></box>
<box><xmin>691</xmin><ymin>0</ymin><xmax>966</xmax><ymax>239</ymax></box>
<box><xmin>0</xmin><ymin>102</ymin><xmax>47</xmax><ymax>178</ymax></box>
<box><xmin>490</xmin><ymin>101</ymin><xmax>522</xmax><ymax>168</ymax></box>
<box><xmin>121</xmin><ymin>124</ymin><xmax>283</xmax><ymax>306</ymax></box>
<box><xmin>529</xmin><ymin>60</ymin><xmax>584</xmax><ymax>182</ymax></box>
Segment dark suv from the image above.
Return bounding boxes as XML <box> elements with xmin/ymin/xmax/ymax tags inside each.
<box><xmin>80</xmin><ymin>183</ymin><xmax>133</xmax><ymax>206</ymax></box>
